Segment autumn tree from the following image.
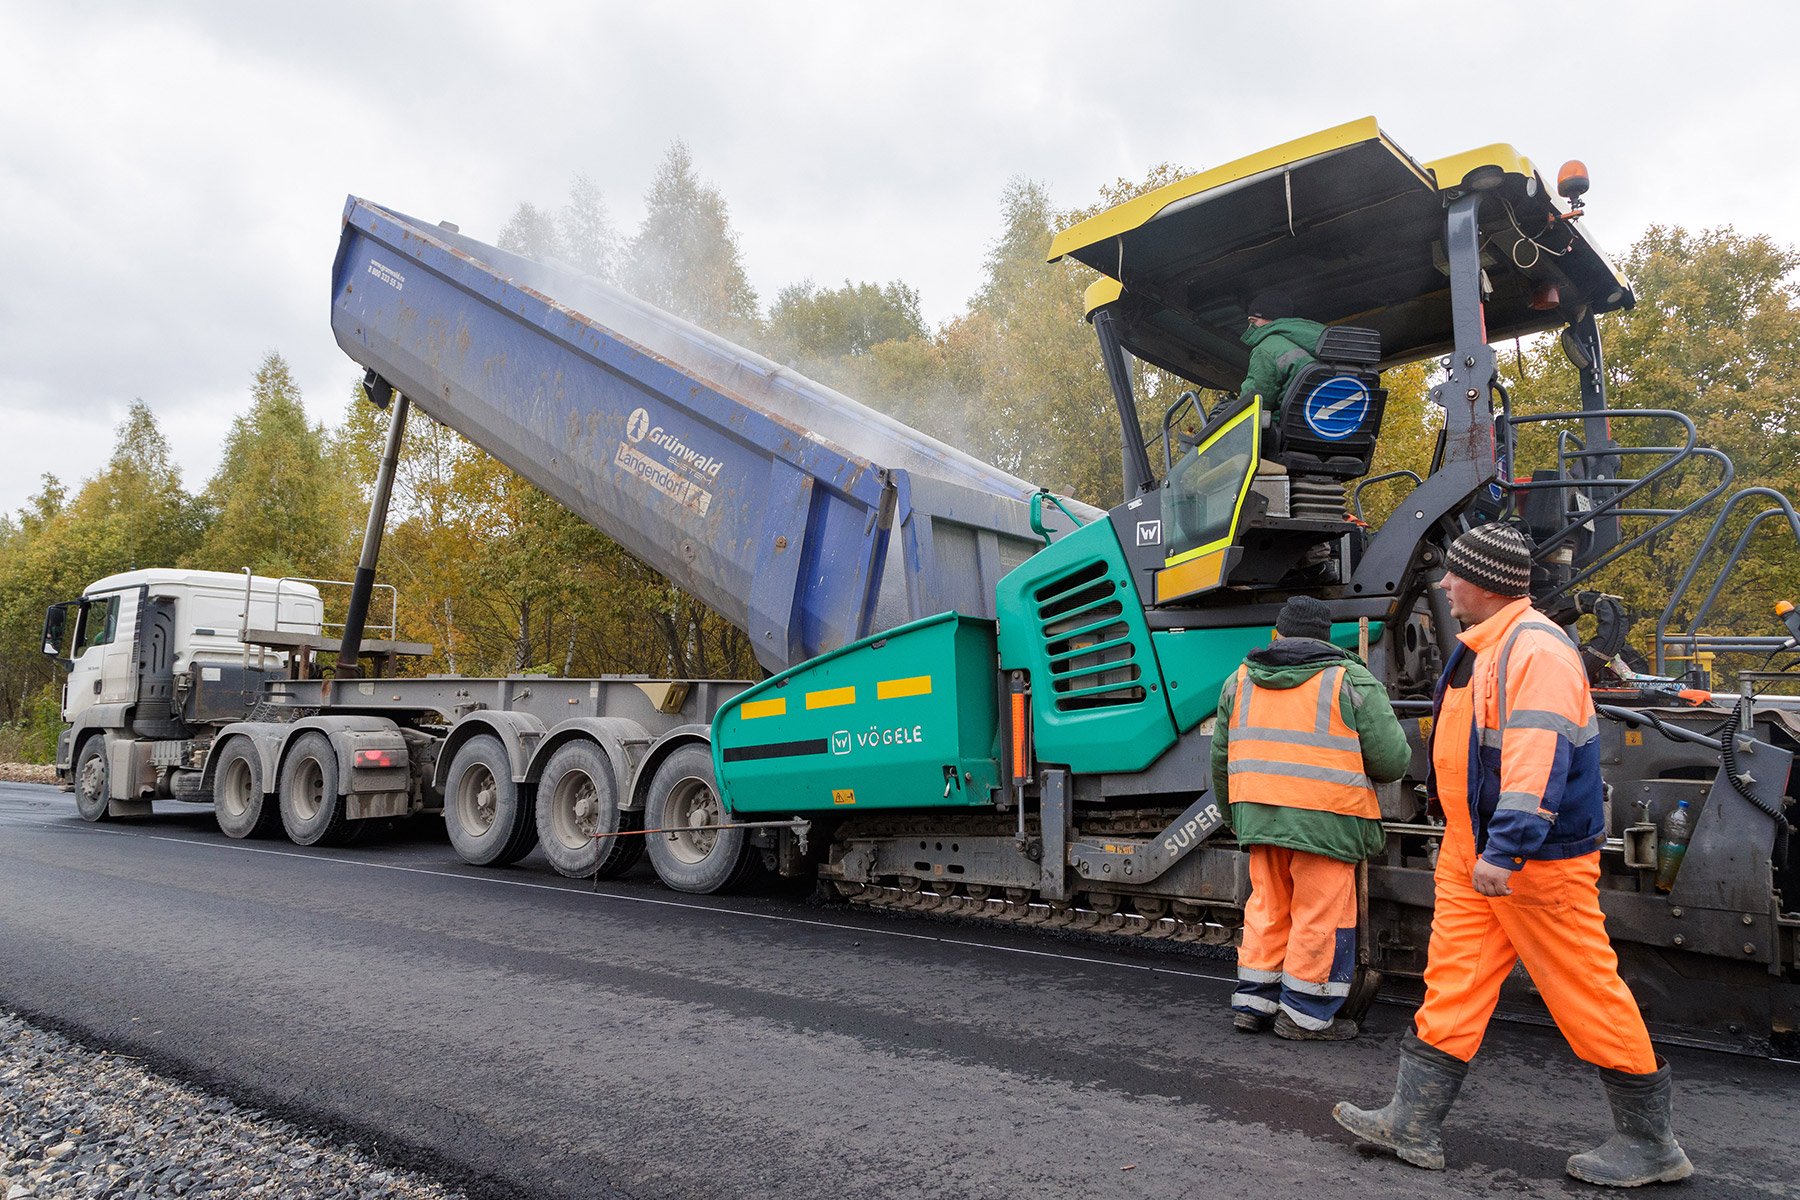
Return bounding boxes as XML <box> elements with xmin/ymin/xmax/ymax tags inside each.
<box><xmin>559</xmin><ymin>173</ymin><xmax>621</xmax><ymax>280</ymax></box>
<box><xmin>0</xmin><ymin>403</ymin><xmax>205</xmax><ymax>752</ymax></box>
<box><xmin>624</xmin><ymin>141</ymin><xmax>760</xmax><ymax>337</ymax></box>
<box><xmin>193</xmin><ymin>353</ymin><xmax>354</xmax><ymax>579</ymax></box>
<box><xmin>764</xmin><ymin>278</ymin><xmax>926</xmax><ymax>370</ymax></box>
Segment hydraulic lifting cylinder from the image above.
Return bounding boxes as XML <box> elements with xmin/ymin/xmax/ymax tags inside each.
<box><xmin>335</xmin><ymin>387</ymin><xmax>410</xmax><ymax>679</ymax></box>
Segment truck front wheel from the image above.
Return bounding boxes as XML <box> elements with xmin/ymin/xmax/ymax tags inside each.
<box><xmin>444</xmin><ymin>735</ymin><xmax>536</xmax><ymax>867</ymax></box>
<box><xmin>643</xmin><ymin>744</ymin><xmax>755</xmax><ymax>894</ymax></box>
<box><xmin>279</xmin><ymin>732</ymin><xmax>358</xmax><ymax>847</ymax></box>
<box><xmin>73</xmin><ymin>737</ymin><xmax>111</xmax><ymax>822</ymax></box>
<box><xmin>213</xmin><ymin>739</ymin><xmax>280</xmax><ymax>839</ymax></box>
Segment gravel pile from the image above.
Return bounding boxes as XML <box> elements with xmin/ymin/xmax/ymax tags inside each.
<box><xmin>0</xmin><ymin>764</ymin><xmax>57</xmax><ymax>785</ymax></box>
<box><xmin>0</xmin><ymin>1012</ymin><xmax>465</xmax><ymax>1200</ymax></box>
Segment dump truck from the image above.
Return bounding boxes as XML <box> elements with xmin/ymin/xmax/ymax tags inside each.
<box><xmin>47</xmin><ymin>117</ymin><xmax>1800</xmax><ymax>1054</ymax></box>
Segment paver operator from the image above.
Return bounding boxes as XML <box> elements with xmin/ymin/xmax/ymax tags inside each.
<box><xmin>1238</xmin><ymin>289</ymin><xmax>1325</xmax><ymax>415</ymax></box>
<box><xmin>1213</xmin><ymin>595</ymin><xmax>1409</xmax><ymax>1041</ymax></box>
<box><xmin>1333</xmin><ymin>523</ymin><xmax>1692</xmax><ymax>1186</ymax></box>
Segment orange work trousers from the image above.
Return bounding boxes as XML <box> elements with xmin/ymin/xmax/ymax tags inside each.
<box><xmin>1414</xmin><ymin>841</ymin><xmax>1656</xmax><ymax>1072</ymax></box>
<box><xmin>1233</xmin><ymin>845</ymin><xmax>1357</xmax><ymax>1030</ymax></box>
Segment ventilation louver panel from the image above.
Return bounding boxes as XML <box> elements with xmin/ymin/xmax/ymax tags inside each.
<box><xmin>1033</xmin><ymin>560</ymin><xmax>1145</xmax><ymax>711</ymax></box>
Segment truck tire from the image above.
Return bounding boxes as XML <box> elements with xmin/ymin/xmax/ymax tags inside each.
<box><xmin>213</xmin><ymin>739</ymin><xmax>280</xmax><ymax>839</ymax></box>
<box><xmin>73</xmin><ymin>736</ymin><xmax>112</xmax><ymax>822</ymax></box>
<box><xmin>535</xmin><ymin>740</ymin><xmax>643</xmax><ymax>879</ymax></box>
<box><xmin>279</xmin><ymin>732</ymin><xmax>359</xmax><ymax>847</ymax></box>
<box><xmin>444</xmin><ymin>735</ymin><xmax>536</xmax><ymax>867</ymax></box>
<box><xmin>643</xmin><ymin>743</ymin><xmax>755</xmax><ymax>894</ymax></box>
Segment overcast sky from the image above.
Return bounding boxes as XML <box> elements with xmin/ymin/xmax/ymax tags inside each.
<box><xmin>3</xmin><ymin>1</ymin><xmax>1797</xmax><ymax>517</ymax></box>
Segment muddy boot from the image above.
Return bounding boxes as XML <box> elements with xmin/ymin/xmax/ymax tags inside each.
<box><xmin>1274</xmin><ymin>1010</ymin><xmax>1358</xmax><ymax>1041</ymax></box>
<box><xmin>1565</xmin><ymin>1058</ymin><xmax>1693</xmax><ymax>1187</ymax></box>
<box><xmin>1234</xmin><ymin>1010</ymin><xmax>1273</xmax><ymax>1033</ymax></box>
<box><xmin>1332</xmin><ymin>1032</ymin><xmax>1468</xmax><ymax>1170</ymax></box>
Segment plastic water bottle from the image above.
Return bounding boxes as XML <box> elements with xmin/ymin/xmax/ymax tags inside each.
<box><xmin>1654</xmin><ymin>800</ymin><xmax>1693</xmax><ymax>893</ymax></box>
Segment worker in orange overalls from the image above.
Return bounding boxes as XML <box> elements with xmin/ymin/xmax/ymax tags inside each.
<box><xmin>1334</xmin><ymin>523</ymin><xmax>1692</xmax><ymax>1186</ymax></box>
<box><xmin>1212</xmin><ymin>595</ymin><xmax>1409</xmax><ymax>1040</ymax></box>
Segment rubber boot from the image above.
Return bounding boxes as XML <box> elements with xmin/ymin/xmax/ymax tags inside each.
<box><xmin>1332</xmin><ymin>1032</ymin><xmax>1469</xmax><ymax>1170</ymax></box>
<box><xmin>1565</xmin><ymin>1058</ymin><xmax>1693</xmax><ymax>1187</ymax></box>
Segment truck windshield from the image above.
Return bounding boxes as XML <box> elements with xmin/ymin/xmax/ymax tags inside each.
<box><xmin>1163</xmin><ymin>402</ymin><xmax>1260</xmax><ymax>562</ymax></box>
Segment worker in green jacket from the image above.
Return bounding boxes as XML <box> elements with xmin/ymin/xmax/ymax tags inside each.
<box><xmin>1239</xmin><ymin>289</ymin><xmax>1326</xmax><ymax>417</ymax></box>
<box><xmin>1212</xmin><ymin>595</ymin><xmax>1411</xmax><ymax>1040</ymax></box>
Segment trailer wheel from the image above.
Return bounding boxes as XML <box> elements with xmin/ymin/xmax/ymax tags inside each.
<box><xmin>73</xmin><ymin>736</ymin><xmax>111</xmax><ymax>822</ymax></box>
<box><xmin>213</xmin><ymin>739</ymin><xmax>280</xmax><ymax>839</ymax></box>
<box><xmin>643</xmin><ymin>744</ymin><xmax>755</xmax><ymax>894</ymax></box>
<box><xmin>279</xmin><ymin>732</ymin><xmax>358</xmax><ymax>847</ymax></box>
<box><xmin>535</xmin><ymin>740</ymin><xmax>643</xmax><ymax>879</ymax></box>
<box><xmin>444</xmin><ymin>735</ymin><xmax>535</xmax><ymax>867</ymax></box>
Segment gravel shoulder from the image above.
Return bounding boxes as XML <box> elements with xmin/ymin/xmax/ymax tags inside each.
<box><xmin>0</xmin><ymin>1010</ymin><xmax>464</xmax><ymax>1200</ymax></box>
<box><xmin>0</xmin><ymin>765</ymin><xmax>55</xmax><ymax>785</ymax></box>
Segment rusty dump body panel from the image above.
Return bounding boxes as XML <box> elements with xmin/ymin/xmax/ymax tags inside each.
<box><xmin>331</xmin><ymin>198</ymin><xmax>1099</xmax><ymax>674</ymax></box>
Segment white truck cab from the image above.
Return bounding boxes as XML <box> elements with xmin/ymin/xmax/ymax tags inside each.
<box><xmin>44</xmin><ymin>570</ymin><xmax>323</xmax><ymax>816</ymax></box>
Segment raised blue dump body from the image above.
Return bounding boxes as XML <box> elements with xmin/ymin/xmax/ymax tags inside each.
<box><xmin>331</xmin><ymin>198</ymin><xmax>1098</xmax><ymax>674</ymax></box>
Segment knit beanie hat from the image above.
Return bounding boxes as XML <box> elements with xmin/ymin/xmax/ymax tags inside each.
<box><xmin>1445</xmin><ymin>523</ymin><xmax>1533</xmax><ymax>597</ymax></box>
<box><xmin>1247</xmin><ymin>288</ymin><xmax>1295</xmax><ymax>320</ymax></box>
<box><xmin>1275</xmin><ymin>594</ymin><xmax>1333</xmax><ymax>641</ymax></box>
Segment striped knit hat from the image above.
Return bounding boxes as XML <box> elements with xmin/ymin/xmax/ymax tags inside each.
<box><xmin>1445</xmin><ymin>523</ymin><xmax>1534</xmax><ymax>597</ymax></box>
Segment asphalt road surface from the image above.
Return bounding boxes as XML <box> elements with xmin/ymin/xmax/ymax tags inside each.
<box><xmin>2</xmin><ymin>781</ymin><xmax>1795</xmax><ymax>1199</ymax></box>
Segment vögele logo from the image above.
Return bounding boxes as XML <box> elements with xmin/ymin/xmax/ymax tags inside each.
<box><xmin>831</xmin><ymin>731</ymin><xmax>851</xmax><ymax>755</ymax></box>
<box><xmin>626</xmin><ymin>407</ymin><xmax>651</xmax><ymax>443</ymax></box>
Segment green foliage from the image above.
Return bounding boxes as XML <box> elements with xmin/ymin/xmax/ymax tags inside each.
<box><xmin>624</xmin><ymin>141</ymin><xmax>760</xmax><ymax>337</ymax></box>
<box><xmin>559</xmin><ymin>173</ymin><xmax>620</xmax><ymax>281</ymax></box>
<box><xmin>765</xmin><ymin>278</ymin><xmax>925</xmax><ymax>368</ymax></box>
<box><xmin>497</xmin><ymin>201</ymin><xmax>564</xmax><ymax>260</ymax></box>
<box><xmin>193</xmin><ymin>353</ymin><xmax>356</xmax><ymax>579</ymax></box>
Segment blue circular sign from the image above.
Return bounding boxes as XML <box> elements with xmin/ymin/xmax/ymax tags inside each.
<box><xmin>1302</xmin><ymin>376</ymin><xmax>1372</xmax><ymax>441</ymax></box>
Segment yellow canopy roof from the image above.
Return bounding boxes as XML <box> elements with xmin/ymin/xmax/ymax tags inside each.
<box><xmin>1050</xmin><ymin>117</ymin><xmax>1632</xmax><ymax>390</ymax></box>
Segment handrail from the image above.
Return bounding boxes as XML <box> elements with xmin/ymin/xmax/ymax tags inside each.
<box><xmin>1351</xmin><ymin>469</ymin><xmax>1424</xmax><ymax>523</ymax></box>
<box><xmin>1656</xmin><ymin>488</ymin><xmax>1800</xmax><ymax>675</ymax></box>
<box><xmin>1496</xmin><ymin>409</ymin><xmax>1734</xmax><ymax>601</ymax></box>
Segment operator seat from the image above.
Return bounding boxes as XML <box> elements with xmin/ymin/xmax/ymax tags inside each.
<box><xmin>1265</xmin><ymin>326</ymin><xmax>1387</xmax><ymax>479</ymax></box>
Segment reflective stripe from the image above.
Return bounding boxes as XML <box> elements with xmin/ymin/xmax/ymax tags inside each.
<box><xmin>1498</xmin><ymin>790</ymin><xmax>1548</xmax><ymax>814</ymax></box>
<box><xmin>1228</xmin><ymin>759</ymin><xmax>1375</xmax><ymax>789</ymax></box>
<box><xmin>1278</xmin><ymin>1002</ymin><xmax>1333</xmax><ymax>1031</ymax></box>
<box><xmin>1479</xmin><ymin>728</ymin><xmax>1504</xmax><ymax>749</ymax></box>
<box><xmin>1283</xmin><ymin>971</ymin><xmax>1352</xmax><ymax>998</ymax></box>
<box><xmin>1315</xmin><ymin>666</ymin><xmax>1343</xmax><ymax>731</ymax></box>
<box><xmin>1494</xmin><ymin>620</ymin><xmax>1577</xmax><ymax>727</ymax></box>
<box><xmin>1222</xmin><ymin>668</ymin><xmax>1243</xmax><ymax>713</ymax></box>
<box><xmin>1505</xmin><ymin>708</ymin><xmax>1599</xmax><ymax>745</ymax></box>
<box><xmin>1237</xmin><ymin>966</ymin><xmax>1281</xmax><ymax>984</ymax></box>
<box><xmin>1235</xmin><ymin>993</ymin><xmax>1280</xmax><ymax>1014</ymax></box>
<box><xmin>1231</xmin><ymin>725</ymin><xmax>1362</xmax><ymax>752</ymax></box>
<box><xmin>1275</xmin><ymin>346</ymin><xmax>1313</xmax><ymax>371</ymax></box>
<box><xmin>1236</xmin><ymin>665</ymin><xmax>1254</xmax><ymax>726</ymax></box>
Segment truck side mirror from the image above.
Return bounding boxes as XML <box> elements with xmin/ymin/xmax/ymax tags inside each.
<box><xmin>41</xmin><ymin>602</ymin><xmax>73</xmax><ymax>668</ymax></box>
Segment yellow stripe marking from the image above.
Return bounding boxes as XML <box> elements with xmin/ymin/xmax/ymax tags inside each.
<box><xmin>740</xmin><ymin>697</ymin><xmax>786</xmax><ymax>720</ymax></box>
<box><xmin>806</xmin><ymin>686</ymin><xmax>856</xmax><ymax>710</ymax></box>
<box><xmin>876</xmin><ymin>675</ymin><xmax>932</xmax><ymax>700</ymax></box>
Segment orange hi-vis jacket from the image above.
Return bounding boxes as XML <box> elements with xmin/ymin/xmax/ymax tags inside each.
<box><xmin>1429</xmin><ymin>598</ymin><xmax>1606</xmax><ymax>870</ymax></box>
<box><xmin>1225</xmin><ymin>663</ymin><xmax>1382</xmax><ymax>820</ymax></box>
